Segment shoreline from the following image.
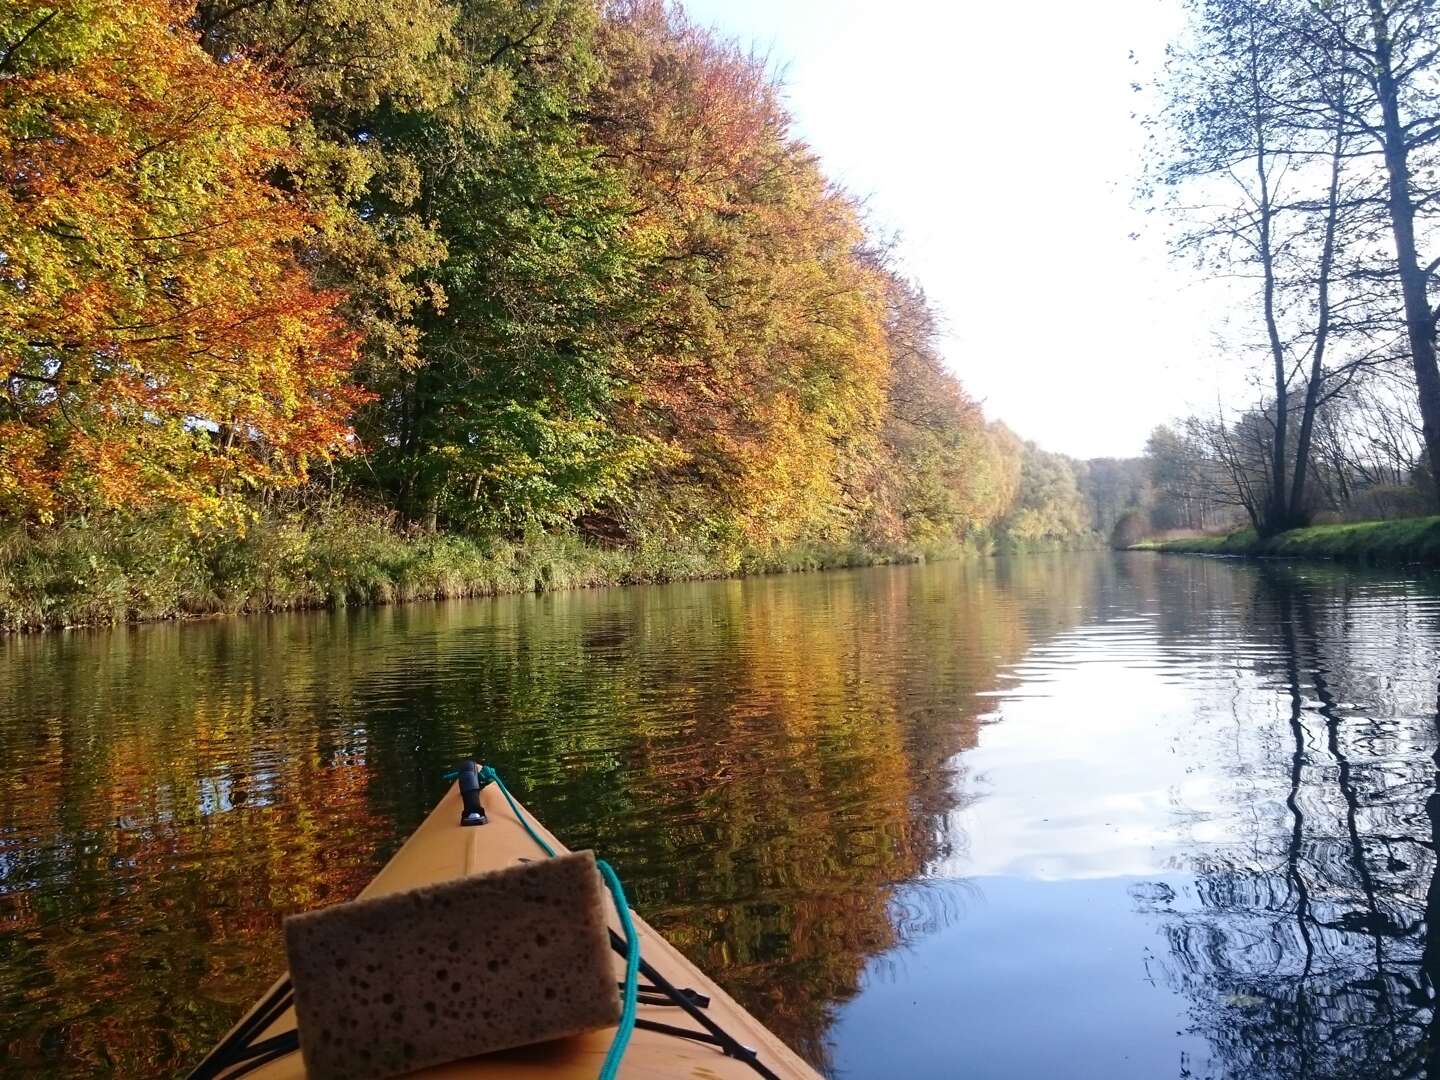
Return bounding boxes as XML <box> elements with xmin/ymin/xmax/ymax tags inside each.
<box><xmin>1131</xmin><ymin>516</ymin><xmax>1440</xmax><ymax>565</ymax></box>
<box><xmin>1</xmin><ymin>514</ymin><xmax>1106</xmax><ymax>635</ymax></box>
<box><xmin>0</xmin><ymin>534</ymin><xmax>927</xmax><ymax>635</ymax></box>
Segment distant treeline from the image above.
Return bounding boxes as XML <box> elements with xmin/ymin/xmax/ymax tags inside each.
<box><xmin>1</xmin><ymin>0</ymin><xmax>1102</xmax><ymax>625</ymax></box>
<box><xmin>1074</xmin><ymin>418</ymin><xmax>1436</xmax><ymax>551</ymax></box>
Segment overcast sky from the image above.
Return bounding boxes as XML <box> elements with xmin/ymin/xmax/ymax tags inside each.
<box><xmin>681</xmin><ymin>0</ymin><xmax>1241</xmax><ymax>459</ymax></box>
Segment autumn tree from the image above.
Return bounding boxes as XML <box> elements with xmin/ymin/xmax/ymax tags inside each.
<box><xmin>0</xmin><ymin>0</ymin><xmax>361</xmax><ymax>524</ymax></box>
<box><xmin>864</xmin><ymin>278</ymin><xmax>1012</xmax><ymax>546</ymax></box>
<box><xmin>997</xmin><ymin>443</ymin><xmax>1092</xmax><ymax>547</ymax></box>
<box><xmin>174</xmin><ymin>0</ymin><xmax>1020</xmax><ymax>550</ymax></box>
<box><xmin>588</xmin><ymin>1</ymin><xmax>891</xmax><ymax>550</ymax></box>
<box><xmin>194</xmin><ymin>0</ymin><xmax>462</xmax><ymax>381</ymax></box>
<box><xmin>3</xmin><ymin>0</ymin><xmax>1027</xmax><ymax>558</ymax></box>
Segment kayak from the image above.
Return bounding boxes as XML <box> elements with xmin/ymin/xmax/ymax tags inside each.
<box><xmin>189</xmin><ymin>769</ymin><xmax>823</xmax><ymax>1080</ymax></box>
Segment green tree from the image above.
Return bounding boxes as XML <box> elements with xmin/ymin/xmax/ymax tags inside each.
<box><xmin>999</xmin><ymin>443</ymin><xmax>1092</xmax><ymax>546</ymax></box>
<box><xmin>201</xmin><ymin>0</ymin><xmax>655</xmax><ymax>531</ymax></box>
<box><xmin>372</xmin><ymin>1</ymin><xmax>655</xmax><ymax>529</ymax></box>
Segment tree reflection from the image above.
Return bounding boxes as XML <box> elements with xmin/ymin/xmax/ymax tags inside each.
<box><xmin>0</xmin><ymin>556</ymin><xmax>1105</xmax><ymax>1076</ymax></box>
<box><xmin>1143</xmin><ymin>565</ymin><xmax>1440</xmax><ymax>1079</ymax></box>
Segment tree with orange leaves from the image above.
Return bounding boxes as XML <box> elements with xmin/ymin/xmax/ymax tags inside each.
<box><xmin>0</xmin><ymin>0</ymin><xmax>363</xmax><ymax>524</ymax></box>
<box><xmin>591</xmin><ymin>1</ymin><xmax>893</xmax><ymax>549</ymax></box>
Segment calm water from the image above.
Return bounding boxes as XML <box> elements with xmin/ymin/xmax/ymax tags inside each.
<box><xmin>3</xmin><ymin>552</ymin><xmax>1440</xmax><ymax>1078</ymax></box>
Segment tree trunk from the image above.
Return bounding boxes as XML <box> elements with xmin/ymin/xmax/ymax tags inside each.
<box><xmin>1369</xmin><ymin>0</ymin><xmax>1440</xmax><ymax>508</ymax></box>
<box><xmin>1249</xmin><ymin>23</ymin><xmax>1289</xmax><ymax>534</ymax></box>
<box><xmin>1289</xmin><ymin>116</ymin><xmax>1345</xmax><ymax>522</ymax></box>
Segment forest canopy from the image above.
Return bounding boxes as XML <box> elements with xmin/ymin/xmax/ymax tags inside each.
<box><xmin>0</xmin><ymin>0</ymin><xmax>1098</xmax><ymax>614</ymax></box>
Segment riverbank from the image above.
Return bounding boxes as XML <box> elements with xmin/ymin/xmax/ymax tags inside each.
<box><xmin>1133</xmin><ymin>516</ymin><xmax>1440</xmax><ymax>563</ymax></box>
<box><xmin>0</xmin><ymin>506</ymin><xmax>968</xmax><ymax>633</ymax></box>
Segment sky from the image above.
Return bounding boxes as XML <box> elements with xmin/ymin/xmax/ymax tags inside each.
<box><xmin>680</xmin><ymin>0</ymin><xmax>1240</xmax><ymax>459</ymax></box>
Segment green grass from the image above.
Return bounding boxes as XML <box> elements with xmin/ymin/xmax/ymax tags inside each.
<box><xmin>0</xmin><ymin>505</ymin><xmax>943</xmax><ymax>632</ymax></box>
<box><xmin>1132</xmin><ymin>517</ymin><xmax>1440</xmax><ymax>563</ymax></box>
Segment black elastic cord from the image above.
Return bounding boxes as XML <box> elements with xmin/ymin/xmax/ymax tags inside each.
<box><xmin>186</xmin><ymin>980</ymin><xmax>296</xmax><ymax>1080</ymax></box>
<box><xmin>625</xmin><ymin>981</ymin><xmax>711</xmax><ymax>1008</ymax></box>
<box><xmin>608</xmin><ymin>930</ymin><xmax>783</xmax><ymax>1080</ymax></box>
<box><xmin>637</xmin><ymin>1016</ymin><xmax>734</xmax><ymax>1045</ymax></box>
<box><xmin>222</xmin><ymin>1032</ymin><xmax>302</xmax><ymax>1070</ymax></box>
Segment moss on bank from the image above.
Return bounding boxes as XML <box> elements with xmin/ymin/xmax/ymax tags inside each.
<box><xmin>1132</xmin><ymin>516</ymin><xmax>1440</xmax><ymax>563</ymax></box>
<box><xmin>0</xmin><ymin>506</ymin><xmax>973</xmax><ymax>632</ymax></box>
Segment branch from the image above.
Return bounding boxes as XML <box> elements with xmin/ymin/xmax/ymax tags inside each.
<box><xmin>488</xmin><ymin>18</ymin><xmax>548</xmax><ymax>66</ymax></box>
<box><xmin>0</xmin><ymin>9</ymin><xmax>57</xmax><ymax>75</ymax></box>
<box><xmin>6</xmin><ymin>371</ymin><xmax>59</xmax><ymax>386</ymax></box>
<box><xmin>1403</xmin><ymin>121</ymin><xmax>1440</xmax><ymax>153</ymax></box>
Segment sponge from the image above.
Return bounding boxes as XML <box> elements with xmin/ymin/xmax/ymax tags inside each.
<box><xmin>283</xmin><ymin>850</ymin><xmax>621</xmax><ymax>1080</ymax></box>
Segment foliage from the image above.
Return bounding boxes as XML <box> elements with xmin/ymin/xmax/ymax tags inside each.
<box><xmin>194</xmin><ymin>0</ymin><xmax>463</xmax><ymax>379</ymax></box>
<box><xmin>1110</xmin><ymin>509</ymin><xmax>1152</xmax><ymax>549</ymax></box>
<box><xmin>1</xmin><ymin>0</ymin><xmax>1088</xmax><ymax>626</ymax></box>
<box><xmin>996</xmin><ymin>441</ymin><xmax>1094</xmax><ymax>547</ymax></box>
<box><xmin>1145</xmin><ymin>423</ymin><xmax>1232</xmax><ymax>530</ymax></box>
<box><xmin>1083</xmin><ymin>457</ymin><xmax>1152</xmax><ymax>536</ymax></box>
<box><xmin>591</xmin><ymin>1</ymin><xmax>892</xmax><ymax>547</ymax></box>
<box><xmin>355</xmin><ymin>0</ymin><xmax>664</xmax><ymax>531</ymax></box>
<box><xmin>0</xmin><ymin>0</ymin><xmax>362</xmax><ymax>525</ymax></box>
<box><xmin>861</xmin><ymin>280</ymin><xmax>1016</xmax><ymax>546</ymax></box>
<box><xmin>0</xmin><ymin>499</ymin><xmax>936</xmax><ymax>631</ymax></box>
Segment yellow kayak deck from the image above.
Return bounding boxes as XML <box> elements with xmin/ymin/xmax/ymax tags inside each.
<box><xmin>194</xmin><ymin>778</ymin><xmax>822</xmax><ymax>1080</ymax></box>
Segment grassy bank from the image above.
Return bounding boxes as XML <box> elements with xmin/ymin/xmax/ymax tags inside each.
<box><xmin>0</xmin><ymin>505</ymin><xmax>964</xmax><ymax>632</ymax></box>
<box><xmin>1133</xmin><ymin>516</ymin><xmax>1440</xmax><ymax>564</ymax></box>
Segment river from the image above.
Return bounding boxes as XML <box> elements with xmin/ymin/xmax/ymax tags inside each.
<box><xmin>2</xmin><ymin>552</ymin><xmax>1439</xmax><ymax>1078</ymax></box>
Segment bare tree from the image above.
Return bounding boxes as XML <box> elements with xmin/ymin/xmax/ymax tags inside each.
<box><xmin>1155</xmin><ymin>0</ymin><xmax>1413</xmax><ymax>529</ymax></box>
<box><xmin>1146</xmin><ymin>420</ymin><xmax>1251</xmax><ymax>530</ymax></box>
<box><xmin>1255</xmin><ymin>0</ymin><xmax>1440</xmax><ymax>503</ymax></box>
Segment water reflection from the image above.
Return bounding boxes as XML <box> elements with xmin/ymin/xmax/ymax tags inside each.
<box><xmin>4</xmin><ymin>553</ymin><xmax>1440</xmax><ymax>1078</ymax></box>
<box><xmin>1143</xmin><ymin>564</ymin><xmax>1440</xmax><ymax>1080</ymax></box>
<box><xmin>830</xmin><ymin>555</ymin><xmax>1440</xmax><ymax>1080</ymax></box>
<box><xmin>0</xmin><ymin>557</ymin><xmax>1098</xmax><ymax>1075</ymax></box>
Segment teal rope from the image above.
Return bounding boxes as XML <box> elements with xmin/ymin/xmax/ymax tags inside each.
<box><xmin>595</xmin><ymin>859</ymin><xmax>639</xmax><ymax>1080</ymax></box>
<box><xmin>471</xmin><ymin>765</ymin><xmax>638</xmax><ymax>1080</ymax></box>
<box><xmin>477</xmin><ymin>764</ymin><xmax>557</xmax><ymax>857</ymax></box>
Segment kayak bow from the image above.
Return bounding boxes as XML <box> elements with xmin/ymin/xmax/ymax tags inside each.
<box><xmin>190</xmin><ymin>772</ymin><xmax>822</xmax><ymax>1080</ymax></box>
